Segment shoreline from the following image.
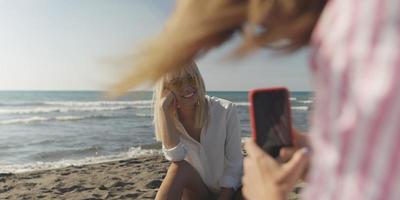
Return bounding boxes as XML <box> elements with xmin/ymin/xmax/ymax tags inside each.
<box><xmin>0</xmin><ymin>155</ymin><xmax>304</xmax><ymax>200</ymax></box>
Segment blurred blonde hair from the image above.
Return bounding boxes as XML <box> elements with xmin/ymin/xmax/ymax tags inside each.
<box><xmin>110</xmin><ymin>0</ymin><xmax>326</xmax><ymax>96</ymax></box>
<box><xmin>238</xmin><ymin>0</ymin><xmax>326</xmax><ymax>53</ymax></box>
<box><xmin>153</xmin><ymin>62</ymin><xmax>208</xmax><ymax>141</ymax></box>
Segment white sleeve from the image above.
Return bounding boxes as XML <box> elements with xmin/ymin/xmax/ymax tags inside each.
<box><xmin>219</xmin><ymin>104</ymin><xmax>243</xmax><ymax>190</ymax></box>
<box><xmin>162</xmin><ymin>141</ymin><xmax>187</xmax><ymax>162</ymax></box>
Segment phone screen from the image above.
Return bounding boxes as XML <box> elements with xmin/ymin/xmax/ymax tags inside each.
<box><xmin>251</xmin><ymin>88</ymin><xmax>292</xmax><ymax>157</ymax></box>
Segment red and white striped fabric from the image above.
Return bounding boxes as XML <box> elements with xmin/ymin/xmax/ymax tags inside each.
<box><xmin>303</xmin><ymin>0</ymin><xmax>400</xmax><ymax>199</ymax></box>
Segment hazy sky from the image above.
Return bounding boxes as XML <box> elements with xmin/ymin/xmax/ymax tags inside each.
<box><xmin>0</xmin><ymin>0</ymin><xmax>312</xmax><ymax>91</ymax></box>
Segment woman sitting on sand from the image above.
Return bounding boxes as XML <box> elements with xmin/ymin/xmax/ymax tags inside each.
<box><xmin>153</xmin><ymin>62</ymin><xmax>243</xmax><ymax>200</ymax></box>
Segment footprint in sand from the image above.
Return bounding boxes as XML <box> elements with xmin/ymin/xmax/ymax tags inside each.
<box><xmin>98</xmin><ymin>185</ymin><xmax>107</xmax><ymax>190</ymax></box>
<box><xmin>36</xmin><ymin>195</ymin><xmax>46</xmax><ymax>199</ymax></box>
<box><xmin>60</xmin><ymin>172</ymin><xmax>71</xmax><ymax>176</ymax></box>
<box><xmin>146</xmin><ymin>180</ymin><xmax>162</xmax><ymax>189</ymax></box>
<box><xmin>112</xmin><ymin>181</ymin><xmax>132</xmax><ymax>188</ymax></box>
<box><xmin>23</xmin><ymin>182</ymin><xmax>37</xmax><ymax>188</ymax></box>
<box><xmin>0</xmin><ymin>185</ymin><xmax>14</xmax><ymax>193</ymax></box>
<box><xmin>121</xmin><ymin>193</ymin><xmax>140</xmax><ymax>198</ymax></box>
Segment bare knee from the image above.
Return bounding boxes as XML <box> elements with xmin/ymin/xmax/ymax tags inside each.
<box><xmin>167</xmin><ymin>160</ymin><xmax>200</xmax><ymax>185</ymax></box>
<box><xmin>157</xmin><ymin>161</ymin><xmax>209</xmax><ymax>200</ymax></box>
<box><xmin>168</xmin><ymin>160</ymin><xmax>192</xmax><ymax>177</ymax></box>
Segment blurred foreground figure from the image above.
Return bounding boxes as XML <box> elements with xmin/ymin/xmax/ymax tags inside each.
<box><xmin>113</xmin><ymin>0</ymin><xmax>400</xmax><ymax>199</ymax></box>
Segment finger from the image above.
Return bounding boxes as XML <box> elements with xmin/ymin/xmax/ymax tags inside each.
<box><xmin>244</xmin><ymin>152</ymin><xmax>269</xmax><ymax>181</ymax></box>
<box><xmin>245</xmin><ymin>140</ymin><xmax>268</xmax><ymax>160</ymax></box>
<box><xmin>161</xmin><ymin>91</ymin><xmax>177</xmax><ymax>112</ymax></box>
<box><xmin>242</xmin><ymin>158</ymin><xmax>253</xmax><ymax>199</ymax></box>
<box><xmin>162</xmin><ymin>92</ymin><xmax>172</xmax><ymax>103</ymax></box>
<box><xmin>242</xmin><ymin>184</ymin><xmax>250</xmax><ymax>200</ymax></box>
<box><xmin>243</xmin><ymin>157</ymin><xmax>264</xmax><ymax>200</ymax></box>
<box><xmin>167</xmin><ymin>91</ymin><xmax>177</xmax><ymax>101</ymax></box>
<box><xmin>242</xmin><ymin>157</ymin><xmax>251</xmax><ymax>183</ymax></box>
<box><xmin>280</xmin><ymin>148</ymin><xmax>311</xmax><ymax>186</ymax></box>
<box><xmin>292</xmin><ymin>128</ymin><xmax>309</xmax><ymax>148</ymax></box>
<box><xmin>162</xmin><ymin>89</ymin><xmax>173</xmax><ymax>99</ymax></box>
<box><xmin>278</xmin><ymin>147</ymin><xmax>298</xmax><ymax>163</ymax></box>
<box><xmin>243</xmin><ymin>157</ymin><xmax>263</xmax><ymax>179</ymax></box>
<box><xmin>245</xmin><ymin>140</ymin><xmax>278</xmax><ymax>171</ymax></box>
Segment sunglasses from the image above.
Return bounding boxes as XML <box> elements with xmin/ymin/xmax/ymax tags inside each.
<box><xmin>165</xmin><ymin>76</ymin><xmax>197</xmax><ymax>91</ymax></box>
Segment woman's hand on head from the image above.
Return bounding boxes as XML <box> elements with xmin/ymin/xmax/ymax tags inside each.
<box><xmin>158</xmin><ymin>90</ymin><xmax>182</xmax><ymax>148</ymax></box>
<box><xmin>161</xmin><ymin>90</ymin><xmax>177</xmax><ymax>113</ymax></box>
<box><xmin>242</xmin><ymin>140</ymin><xmax>310</xmax><ymax>200</ymax></box>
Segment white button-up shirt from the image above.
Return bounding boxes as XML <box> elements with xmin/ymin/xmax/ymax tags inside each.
<box><xmin>162</xmin><ymin>95</ymin><xmax>243</xmax><ymax>193</ymax></box>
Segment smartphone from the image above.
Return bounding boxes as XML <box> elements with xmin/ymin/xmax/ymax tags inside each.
<box><xmin>249</xmin><ymin>87</ymin><xmax>293</xmax><ymax>158</ymax></box>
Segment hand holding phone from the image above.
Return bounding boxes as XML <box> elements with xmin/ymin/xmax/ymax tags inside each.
<box><xmin>249</xmin><ymin>87</ymin><xmax>293</xmax><ymax>158</ymax></box>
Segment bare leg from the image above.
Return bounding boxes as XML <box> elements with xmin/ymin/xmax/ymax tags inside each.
<box><xmin>155</xmin><ymin>160</ymin><xmax>212</xmax><ymax>200</ymax></box>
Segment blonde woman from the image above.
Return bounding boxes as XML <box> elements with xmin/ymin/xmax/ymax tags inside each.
<box><xmin>153</xmin><ymin>62</ymin><xmax>243</xmax><ymax>200</ymax></box>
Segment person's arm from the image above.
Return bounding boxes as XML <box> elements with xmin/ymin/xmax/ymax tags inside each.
<box><xmin>159</xmin><ymin>92</ymin><xmax>180</xmax><ymax>148</ymax></box>
<box><xmin>160</xmin><ymin>92</ymin><xmax>186</xmax><ymax>161</ymax></box>
<box><xmin>219</xmin><ymin>104</ymin><xmax>243</xmax><ymax>197</ymax></box>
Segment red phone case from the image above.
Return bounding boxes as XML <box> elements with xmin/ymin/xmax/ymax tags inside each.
<box><xmin>248</xmin><ymin>87</ymin><xmax>293</xmax><ymax>146</ymax></box>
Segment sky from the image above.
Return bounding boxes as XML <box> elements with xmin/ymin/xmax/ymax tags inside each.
<box><xmin>0</xmin><ymin>0</ymin><xmax>312</xmax><ymax>91</ymax></box>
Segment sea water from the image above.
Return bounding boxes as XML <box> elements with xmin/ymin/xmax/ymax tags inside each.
<box><xmin>0</xmin><ymin>91</ymin><xmax>313</xmax><ymax>173</ymax></box>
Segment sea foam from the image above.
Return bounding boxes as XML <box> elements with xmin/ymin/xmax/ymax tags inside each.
<box><xmin>0</xmin><ymin>146</ymin><xmax>162</xmax><ymax>173</ymax></box>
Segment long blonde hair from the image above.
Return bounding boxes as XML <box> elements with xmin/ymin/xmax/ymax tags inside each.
<box><xmin>153</xmin><ymin>62</ymin><xmax>208</xmax><ymax>141</ymax></box>
<box><xmin>110</xmin><ymin>0</ymin><xmax>327</xmax><ymax>96</ymax></box>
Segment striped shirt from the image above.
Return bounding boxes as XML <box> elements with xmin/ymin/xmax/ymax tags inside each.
<box><xmin>303</xmin><ymin>0</ymin><xmax>400</xmax><ymax>199</ymax></box>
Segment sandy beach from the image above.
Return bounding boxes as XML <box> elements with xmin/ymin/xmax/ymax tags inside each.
<box><xmin>0</xmin><ymin>154</ymin><xmax>304</xmax><ymax>200</ymax></box>
<box><xmin>0</xmin><ymin>155</ymin><xmax>167</xmax><ymax>200</ymax></box>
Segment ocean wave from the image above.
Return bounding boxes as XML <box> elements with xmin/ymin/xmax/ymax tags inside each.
<box><xmin>241</xmin><ymin>136</ymin><xmax>251</xmax><ymax>143</ymax></box>
<box><xmin>31</xmin><ymin>146</ymin><xmax>104</xmax><ymax>161</ymax></box>
<box><xmin>290</xmin><ymin>97</ymin><xmax>297</xmax><ymax>101</ymax></box>
<box><xmin>297</xmin><ymin>100</ymin><xmax>313</xmax><ymax>104</ymax></box>
<box><xmin>0</xmin><ymin>106</ymin><xmax>132</xmax><ymax>115</ymax></box>
<box><xmin>234</xmin><ymin>102</ymin><xmax>250</xmax><ymax>107</ymax></box>
<box><xmin>0</xmin><ymin>146</ymin><xmax>162</xmax><ymax>173</ymax></box>
<box><xmin>0</xmin><ymin>116</ymin><xmax>48</xmax><ymax>125</ymax></box>
<box><xmin>230</xmin><ymin>102</ymin><xmax>311</xmax><ymax>110</ymax></box>
<box><xmin>133</xmin><ymin>105</ymin><xmax>153</xmax><ymax>109</ymax></box>
<box><xmin>43</xmin><ymin>100</ymin><xmax>153</xmax><ymax>107</ymax></box>
<box><xmin>0</xmin><ymin>114</ymin><xmax>114</xmax><ymax>125</ymax></box>
<box><xmin>27</xmin><ymin>139</ymin><xmax>58</xmax><ymax>146</ymax></box>
<box><xmin>0</xmin><ymin>144</ymin><xmax>20</xmax><ymax>150</ymax></box>
<box><xmin>0</xmin><ymin>102</ymin><xmax>44</xmax><ymax>107</ymax></box>
<box><xmin>291</xmin><ymin>106</ymin><xmax>309</xmax><ymax>111</ymax></box>
<box><xmin>135</xmin><ymin>113</ymin><xmax>154</xmax><ymax>118</ymax></box>
<box><xmin>0</xmin><ymin>100</ymin><xmax>153</xmax><ymax>108</ymax></box>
